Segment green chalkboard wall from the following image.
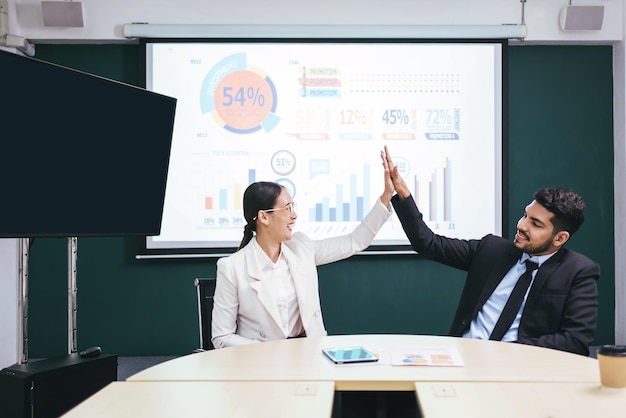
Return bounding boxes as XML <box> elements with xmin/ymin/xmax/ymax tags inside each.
<box><xmin>26</xmin><ymin>43</ymin><xmax>615</xmax><ymax>357</ymax></box>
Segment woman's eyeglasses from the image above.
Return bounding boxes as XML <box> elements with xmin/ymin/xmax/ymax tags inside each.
<box><xmin>263</xmin><ymin>202</ymin><xmax>297</xmax><ymax>215</ymax></box>
<box><xmin>253</xmin><ymin>202</ymin><xmax>297</xmax><ymax>220</ymax></box>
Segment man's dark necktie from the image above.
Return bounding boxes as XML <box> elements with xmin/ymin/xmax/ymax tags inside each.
<box><xmin>489</xmin><ymin>259</ymin><xmax>539</xmax><ymax>341</ymax></box>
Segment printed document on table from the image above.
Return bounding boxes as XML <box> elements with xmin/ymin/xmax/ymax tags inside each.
<box><xmin>391</xmin><ymin>347</ymin><xmax>464</xmax><ymax>366</ymax></box>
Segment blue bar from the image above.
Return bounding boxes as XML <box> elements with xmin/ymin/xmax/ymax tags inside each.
<box><xmin>343</xmin><ymin>203</ymin><xmax>350</xmax><ymax>221</ymax></box>
<box><xmin>336</xmin><ymin>184</ymin><xmax>344</xmax><ymax>222</ymax></box>
<box><xmin>329</xmin><ymin>208</ymin><xmax>336</xmax><ymax>221</ymax></box>
<box><xmin>350</xmin><ymin>174</ymin><xmax>357</xmax><ymax>221</ymax></box>
<box><xmin>219</xmin><ymin>189</ymin><xmax>227</xmax><ymax>210</ymax></box>
<box><xmin>357</xmin><ymin>196</ymin><xmax>364</xmax><ymax>221</ymax></box>
<box><xmin>315</xmin><ymin>203</ymin><xmax>322</xmax><ymax>222</ymax></box>
<box><xmin>363</xmin><ymin>164</ymin><xmax>371</xmax><ymax>210</ymax></box>
<box><xmin>248</xmin><ymin>169</ymin><xmax>256</xmax><ymax>184</ymax></box>
<box><xmin>322</xmin><ymin>197</ymin><xmax>330</xmax><ymax>222</ymax></box>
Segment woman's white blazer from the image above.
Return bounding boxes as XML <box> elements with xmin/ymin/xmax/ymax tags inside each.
<box><xmin>211</xmin><ymin>200</ymin><xmax>390</xmax><ymax>348</ymax></box>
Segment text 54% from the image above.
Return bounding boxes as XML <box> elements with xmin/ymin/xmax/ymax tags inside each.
<box><xmin>222</xmin><ymin>86</ymin><xmax>266</xmax><ymax>107</ymax></box>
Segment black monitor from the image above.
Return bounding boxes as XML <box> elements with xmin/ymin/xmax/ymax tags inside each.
<box><xmin>0</xmin><ymin>48</ymin><xmax>177</xmax><ymax>237</ymax></box>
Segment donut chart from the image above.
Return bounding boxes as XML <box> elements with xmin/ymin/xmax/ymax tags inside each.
<box><xmin>200</xmin><ymin>53</ymin><xmax>280</xmax><ymax>134</ymax></box>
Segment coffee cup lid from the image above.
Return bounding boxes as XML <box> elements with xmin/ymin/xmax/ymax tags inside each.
<box><xmin>598</xmin><ymin>345</ymin><xmax>626</xmax><ymax>356</ymax></box>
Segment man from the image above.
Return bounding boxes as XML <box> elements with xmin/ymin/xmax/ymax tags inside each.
<box><xmin>382</xmin><ymin>146</ymin><xmax>600</xmax><ymax>356</ymax></box>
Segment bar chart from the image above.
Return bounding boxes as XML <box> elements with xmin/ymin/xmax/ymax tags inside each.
<box><xmin>309</xmin><ymin>163</ymin><xmax>371</xmax><ymax>222</ymax></box>
<box><xmin>204</xmin><ymin>169</ymin><xmax>257</xmax><ymax>211</ymax></box>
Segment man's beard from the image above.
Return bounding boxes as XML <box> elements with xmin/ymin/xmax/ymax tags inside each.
<box><xmin>517</xmin><ymin>234</ymin><xmax>555</xmax><ymax>256</ymax></box>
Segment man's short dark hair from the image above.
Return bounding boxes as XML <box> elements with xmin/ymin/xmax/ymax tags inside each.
<box><xmin>534</xmin><ymin>187</ymin><xmax>585</xmax><ymax>236</ymax></box>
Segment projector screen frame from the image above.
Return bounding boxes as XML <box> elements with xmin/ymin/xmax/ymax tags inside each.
<box><xmin>137</xmin><ymin>37</ymin><xmax>509</xmax><ymax>259</ymax></box>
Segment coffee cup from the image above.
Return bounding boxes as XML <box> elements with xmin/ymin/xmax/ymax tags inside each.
<box><xmin>597</xmin><ymin>345</ymin><xmax>626</xmax><ymax>389</ymax></box>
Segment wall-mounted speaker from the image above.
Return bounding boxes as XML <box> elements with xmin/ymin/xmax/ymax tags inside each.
<box><xmin>559</xmin><ymin>5</ymin><xmax>604</xmax><ymax>31</ymax></box>
<box><xmin>41</xmin><ymin>1</ymin><xmax>84</xmax><ymax>28</ymax></box>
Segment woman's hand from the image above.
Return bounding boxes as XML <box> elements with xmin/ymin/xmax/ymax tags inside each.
<box><xmin>380</xmin><ymin>147</ymin><xmax>395</xmax><ymax>207</ymax></box>
<box><xmin>381</xmin><ymin>145</ymin><xmax>411</xmax><ymax>200</ymax></box>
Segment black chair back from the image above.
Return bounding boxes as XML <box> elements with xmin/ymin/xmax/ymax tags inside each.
<box><xmin>194</xmin><ymin>278</ymin><xmax>216</xmax><ymax>351</ymax></box>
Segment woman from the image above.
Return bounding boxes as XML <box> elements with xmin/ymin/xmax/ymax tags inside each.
<box><xmin>211</xmin><ymin>151</ymin><xmax>393</xmax><ymax>348</ymax></box>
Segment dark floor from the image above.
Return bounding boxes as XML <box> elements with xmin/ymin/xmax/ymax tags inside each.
<box><xmin>117</xmin><ymin>356</ymin><xmax>178</xmax><ymax>381</ymax></box>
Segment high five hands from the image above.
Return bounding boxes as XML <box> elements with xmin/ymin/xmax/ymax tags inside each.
<box><xmin>381</xmin><ymin>145</ymin><xmax>411</xmax><ymax>200</ymax></box>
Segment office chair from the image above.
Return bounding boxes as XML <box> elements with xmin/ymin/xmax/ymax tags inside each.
<box><xmin>194</xmin><ymin>278</ymin><xmax>216</xmax><ymax>352</ymax></box>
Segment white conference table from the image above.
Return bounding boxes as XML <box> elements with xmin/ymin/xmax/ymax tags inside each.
<box><xmin>62</xmin><ymin>381</ymin><xmax>334</xmax><ymax>418</ymax></box>
<box><xmin>415</xmin><ymin>381</ymin><xmax>626</xmax><ymax>418</ymax></box>
<box><xmin>127</xmin><ymin>334</ymin><xmax>601</xmax><ymax>391</ymax></box>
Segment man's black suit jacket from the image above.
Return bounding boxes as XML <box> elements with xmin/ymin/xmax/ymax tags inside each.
<box><xmin>392</xmin><ymin>194</ymin><xmax>600</xmax><ymax>356</ymax></box>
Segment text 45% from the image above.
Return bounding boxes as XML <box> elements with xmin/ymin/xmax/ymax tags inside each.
<box><xmin>382</xmin><ymin>109</ymin><xmax>409</xmax><ymax>125</ymax></box>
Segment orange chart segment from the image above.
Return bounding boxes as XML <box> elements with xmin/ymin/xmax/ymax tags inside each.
<box><xmin>215</xmin><ymin>70</ymin><xmax>274</xmax><ymax>131</ymax></box>
<box><xmin>200</xmin><ymin>52</ymin><xmax>279</xmax><ymax>134</ymax></box>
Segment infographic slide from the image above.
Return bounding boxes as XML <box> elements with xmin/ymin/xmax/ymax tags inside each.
<box><xmin>144</xmin><ymin>41</ymin><xmax>503</xmax><ymax>251</ymax></box>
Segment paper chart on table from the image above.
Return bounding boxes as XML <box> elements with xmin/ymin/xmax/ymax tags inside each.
<box><xmin>391</xmin><ymin>347</ymin><xmax>464</xmax><ymax>366</ymax></box>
